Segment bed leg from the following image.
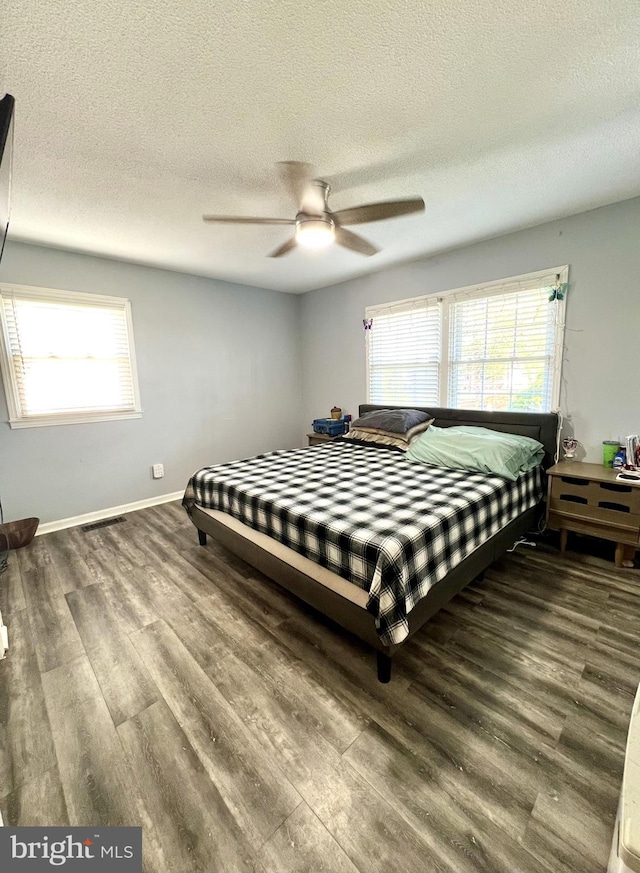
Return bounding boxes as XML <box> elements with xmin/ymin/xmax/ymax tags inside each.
<box><xmin>197</xmin><ymin>529</ymin><xmax>207</xmax><ymax>547</ymax></box>
<box><xmin>376</xmin><ymin>652</ymin><xmax>392</xmax><ymax>684</ymax></box>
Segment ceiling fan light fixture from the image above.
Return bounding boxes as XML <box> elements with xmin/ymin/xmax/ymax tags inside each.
<box><xmin>295</xmin><ymin>217</ymin><xmax>335</xmax><ymax>249</ymax></box>
<box><xmin>202</xmin><ymin>162</ymin><xmax>424</xmax><ymax>257</ymax></box>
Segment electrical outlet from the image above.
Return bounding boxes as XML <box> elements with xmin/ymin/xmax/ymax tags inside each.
<box><xmin>152</xmin><ymin>463</ymin><xmax>164</xmax><ymax>479</ymax></box>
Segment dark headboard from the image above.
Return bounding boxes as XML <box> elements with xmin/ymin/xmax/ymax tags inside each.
<box><xmin>359</xmin><ymin>404</ymin><xmax>559</xmax><ymax>469</ymax></box>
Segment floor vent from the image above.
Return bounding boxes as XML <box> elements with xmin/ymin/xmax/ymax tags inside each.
<box><xmin>81</xmin><ymin>516</ymin><xmax>126</xmax><ymax>533</ymax></box>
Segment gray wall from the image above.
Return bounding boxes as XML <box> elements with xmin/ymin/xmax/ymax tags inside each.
<box><xmin>0</xmin><ymin>242</ymin><xmax>301</xmax><ymax>523</ymax></box>
<box><xmin>3</xmin><ymin>196</ymin><xmax>638</xmax><ymax>524</ymax></box>
<box><xmin>300</xmin><ymin>197</ymin><xmax>640</xmax><ymax>462</ymax></box>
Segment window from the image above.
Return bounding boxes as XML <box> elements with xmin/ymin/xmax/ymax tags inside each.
<box><xmin>0</xmin><ymin>284</ymin><xmax>142</xmax><ymax>428</ymax></box>
<box><xmin>366</xmin><ymin>267</ymin><xmax>567</xmax><ymax>413</ymax></box>
<box><xmin>367</xmin><ymin>299</ymin><xmax>441</xmax><ymax>406</ymax></box>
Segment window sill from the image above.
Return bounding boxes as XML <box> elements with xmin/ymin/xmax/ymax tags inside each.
<box><xmin>8</xmin><ymin>411</ymin><xmax>143</xmax><ymax>429</ymax></box>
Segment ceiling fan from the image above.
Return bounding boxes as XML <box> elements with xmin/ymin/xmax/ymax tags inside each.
<box><xmin>202</xmin><ymin>161</ymin><xmax>425</xmax><ymax>257</ymax></box>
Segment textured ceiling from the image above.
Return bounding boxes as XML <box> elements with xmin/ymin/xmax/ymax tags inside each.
<box><xmin>2</xmin><ymin>1</ymin><xmax>640</xmax><ymax>293</ymax></box>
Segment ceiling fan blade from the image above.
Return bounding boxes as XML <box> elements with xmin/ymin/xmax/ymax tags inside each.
<box><xmin>335</xmin><ymin>227</ymin><xmax>379</xmax><ymax>256</ymax></box>
<box><xmin>332</xmin><ymin>197</ymin><xmax>425</xmax><ymax>226</ymax></box>
<box><xmin>268</xmin><ymin>237</ymin><xmax>298</xmax><ymax>258</ymax></box>
<box><xmin>277</xmin><ymin>161</ymin><xmax>325</xmax><ymax>215</ymax></box>
<box><xmin>202</xmin><ymin>215</ymin><xmax>295</xmax><ymax>225</ymax></box>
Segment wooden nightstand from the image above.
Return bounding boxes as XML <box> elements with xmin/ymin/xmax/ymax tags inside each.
<box><xmin>307</xmin><ymin>433</ymin><xmax>339</xmax><ymax>446</ymax></box>
<box><xmin>546</xmin><ymin>461</ymin><xmax>639</xmax><ymax>567</ymax></box>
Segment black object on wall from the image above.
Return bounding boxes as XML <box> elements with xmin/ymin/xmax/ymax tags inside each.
<box><xmin>0</xmin><ymin>93</ymin><xmax>15</xmax><ymax>265</ymax></box>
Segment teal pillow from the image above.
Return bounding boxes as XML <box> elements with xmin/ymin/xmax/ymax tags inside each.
<box><xmin>406</xmin><ymin>425</ymin><xmax>544</xmax><ymax>480</ymax></box>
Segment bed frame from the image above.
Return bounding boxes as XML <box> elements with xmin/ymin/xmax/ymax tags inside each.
<box><xmin>188</xmin><ymin>405</ymin><xmax>558</xmax><ymax>682</ymax></box>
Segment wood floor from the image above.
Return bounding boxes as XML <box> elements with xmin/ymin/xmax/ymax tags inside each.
<box><xmin>1</xmin><ymin>502</ymin><xmax>639</xmax><ymax>873</ymax></box>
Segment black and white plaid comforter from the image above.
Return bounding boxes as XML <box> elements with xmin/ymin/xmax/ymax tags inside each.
<box><xmin>183</xmin><ymin>442</ymin><xmax>542</xmax><ymax>645</ymax></box>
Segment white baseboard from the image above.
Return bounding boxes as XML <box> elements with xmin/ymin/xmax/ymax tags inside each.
<box><xmin>36</xmin><ymin>491</ymin><xmax>185</xmax><ymax>536</ymax></box>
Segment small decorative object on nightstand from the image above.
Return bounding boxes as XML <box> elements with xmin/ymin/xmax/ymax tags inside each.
<box><xmin>546</xmin><ymin>461</ymin><xmax>639</xmax><ymax>568</ymax></box>
<box><xmin>562</xmin><ymin>437</ymin><xmax>578</xmax><ymax>460</ymax></box>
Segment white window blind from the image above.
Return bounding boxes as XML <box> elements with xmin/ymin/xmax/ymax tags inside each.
<box><xmin>448</xmin><ymin>284</ymin><xmax>559</xmax><ymax>412</ymax></box>
<box><xmin>365</xmin><ymin>267</ymin><xmax>567</xmax><ymax>413</ymax></box>
<box><xmin>367</xmin><ymin>299</ymin><xmax>441</xmax><ymax>405</ymax></box>
<box><xmin>0</xmin><ymin>285</ymin><xmax>142</xmax><ymax>428</ymax></box>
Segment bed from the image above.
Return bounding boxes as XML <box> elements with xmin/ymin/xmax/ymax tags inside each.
<box><xmin>183</xmin><ymin>405</ymin><xmax>558</xmax><ymax>682</ymax></box>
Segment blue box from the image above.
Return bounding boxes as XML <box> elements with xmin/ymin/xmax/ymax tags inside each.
<box><xmin>312</xmin><ymin>418</ymin><xmax>346</xmax><ymax>436</ymax></box>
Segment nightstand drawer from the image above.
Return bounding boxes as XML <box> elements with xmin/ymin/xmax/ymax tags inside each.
<box><xmin>550</xmin><ymin>475</ymin><xmax>640</xmax><ymax>515</ymax></box>
<box><xmin>307</xmin><ymin>433</ymin><xmax>337</xmax><ymax>446</ymax></box>
<box><xmin>548</xmin><ymin>498</ymin><xmax>640</xmax><ymax>534</ymax></box>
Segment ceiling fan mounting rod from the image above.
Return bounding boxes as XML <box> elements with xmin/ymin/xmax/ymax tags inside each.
<box><xmin>311</xmin><ymin>179</ymin><xmax>330</xmax><ymax>212</ymax></box>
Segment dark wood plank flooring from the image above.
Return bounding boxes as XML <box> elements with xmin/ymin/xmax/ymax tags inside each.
<box><xmin>1</xmin><ymin>501</ymin><xmax>639</xmax><ymax>873</ymax></box>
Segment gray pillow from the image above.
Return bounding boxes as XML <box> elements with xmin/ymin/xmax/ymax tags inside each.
<box><xmin>352</xmin><ymin>408</ymin><xmax>433</xmax><ymax>435</ymax></box>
